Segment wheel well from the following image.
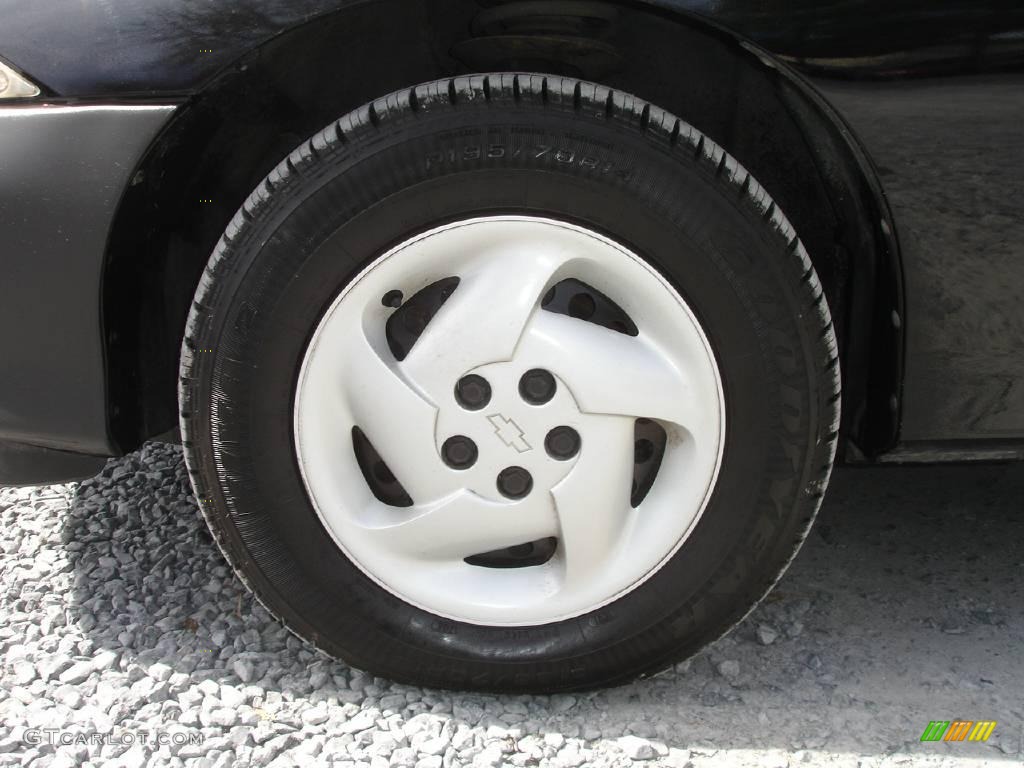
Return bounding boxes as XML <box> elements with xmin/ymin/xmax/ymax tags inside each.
<box><xmin>102</xmin><ymin>0</ymin><xmax>902</xmax><ymax>459</ymax></box>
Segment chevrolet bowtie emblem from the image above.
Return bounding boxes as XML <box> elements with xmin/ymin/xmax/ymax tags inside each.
<box><xmin>487</xmin><ymin>414</ymin><xmax>532</xmax><ymax>453</ymax></box>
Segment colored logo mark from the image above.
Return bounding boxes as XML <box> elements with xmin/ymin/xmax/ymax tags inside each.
<box><xmin>920</xmin><ymin>720</ymin><xmax>996</xmax><ymax>742</ymax></box>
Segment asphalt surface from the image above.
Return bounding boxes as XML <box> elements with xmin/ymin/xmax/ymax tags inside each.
<box><xmin>1</xmin><ymin>442</ymin><xmax>1022</xmax><ymax>767</ymax></box>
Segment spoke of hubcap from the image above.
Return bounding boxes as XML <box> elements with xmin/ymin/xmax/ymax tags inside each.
<box><xmin>552</xmin><ymin>415</ymin><xmax>636</xmax><ymax>587</ymax></box>
<box><xmin>518</xmin><ymin>311</ymin><xmax>709</xmax><ymax>434</ymax></box>
<box><xmin>340</xmin><ymin>328</ymin><xmax>453</xmax><ymax>503</ymax></box>
<box><xmin>362</xmin><ymin>490</ymin><xmax>558</xmax><ymax>562</ymax></box>
<box><xmin>401</xmin><ymin>241</ymin><xmax>573</xmax><ymax>400</ymax></box>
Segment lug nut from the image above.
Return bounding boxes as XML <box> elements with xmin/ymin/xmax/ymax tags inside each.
<box><xmin>634</xmin><ymin>438</ymin><xmax>654</xmax><ymax>464</ymax></box>
<box><xmin>402</xmin><ymin>307</ymin><xmax>429</xmax><ymax>334</ymax></box>
<box><xmin>519</xmin><ymin>368</ymin><xmax>556</xmax><ymax>405</ymax></box>
<box><xmin>442</xmin><ymin>435</ymin><xmax>478</xmax><ymax>470</ymax></box>
<box><xmin>545</xmin><ymin>426</ymin><xmax>581</xmax><ymax>460</ymax></box>
<box><xmin>454</xmin><ymin>374</ymin><xmax>491</xmax><ymax>410</ymax></box>
<box><xmin>497</xmin><ymin>466</ymin><xmax>533</xmax><ymax>499</ymax></box>
<box><xmin>568</xmin><ymin>292</ymin><xmax>596</xmax><ymax>320</ymax></box>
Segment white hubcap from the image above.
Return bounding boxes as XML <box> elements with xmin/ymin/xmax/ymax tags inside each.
<box><xmin>294</xmin><ymin>216</ymin><xmax>724</xmax><ymax>625</ymax></box>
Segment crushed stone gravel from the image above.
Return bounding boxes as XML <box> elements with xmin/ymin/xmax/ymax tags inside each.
<box><xmin>1</xmin><ymin>441</ymin><xmax>1022</xmax><ymax>767</ymax></box>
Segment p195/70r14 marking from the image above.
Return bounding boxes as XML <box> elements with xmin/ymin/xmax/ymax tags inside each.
<box><xmin>426</xmin><ymin>143</ymin><xmax>630</xmax><ymax>178</ymax></box>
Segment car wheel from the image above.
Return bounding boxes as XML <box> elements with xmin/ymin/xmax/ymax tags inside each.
<box><xmin>179</xmin><ymin>73</ymin><xmax>840</xmax><ymax>692</ymax></box>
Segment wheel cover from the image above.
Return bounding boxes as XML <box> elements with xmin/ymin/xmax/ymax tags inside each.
<box><xmin>294</xmin><ymin>216</ymin><xmax>725</xmax><ymax>625</ymax></box>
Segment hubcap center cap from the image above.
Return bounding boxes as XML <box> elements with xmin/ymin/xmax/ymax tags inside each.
<box><xmin>436</xmin><ymin>361</ymin><xmax>582</xmax><ymax>502</ymax></box>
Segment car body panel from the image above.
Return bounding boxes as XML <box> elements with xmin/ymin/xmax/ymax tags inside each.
<box><xmin>1</xmin><ymin>1</ymin><xmax>1021</xmax><ymax>96</ymax></box>
<box><xmin>819</xmin><ymin>77</ymin><xmax>1024</xmax><ymax>442</ymax></box>
<box><xmin>0</xmin><ymin>105</ymin><xmax>176</xmax><ymax>454</ymax></box>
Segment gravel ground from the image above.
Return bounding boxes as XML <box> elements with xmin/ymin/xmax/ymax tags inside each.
<box><xmin>1</xmin><ymin>441</ymin><xmax>1022</xmax><ymax>767</ymax></box>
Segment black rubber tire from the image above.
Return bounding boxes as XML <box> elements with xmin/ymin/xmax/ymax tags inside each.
<box><xmin>179</xmin><ymin>73</ymin><xmax>840</xmax><ymax>693</ymax></box>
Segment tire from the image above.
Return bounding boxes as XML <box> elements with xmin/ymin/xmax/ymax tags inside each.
<box><xmin>179</xmin><ymin>73</ymin><xmax>840</xmax><ymax>692</ymax></box>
